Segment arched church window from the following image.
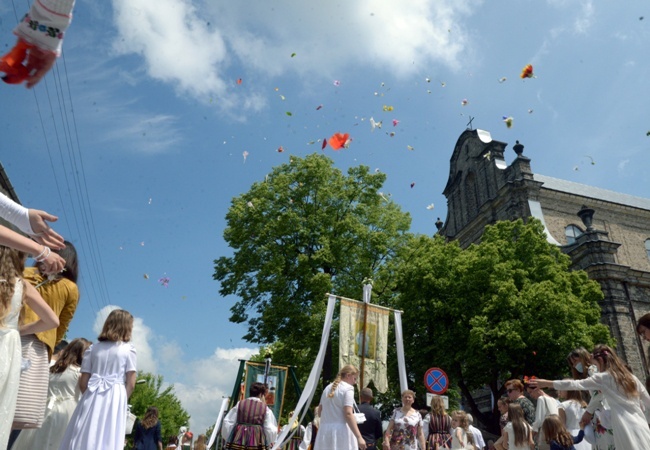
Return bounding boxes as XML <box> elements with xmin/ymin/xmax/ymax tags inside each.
<box><xmin>565</xmin><ymin>225</ymin><xmax>583</xmax><ymax>244</ymax></box>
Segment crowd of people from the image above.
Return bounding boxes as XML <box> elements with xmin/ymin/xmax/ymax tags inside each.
<box><xmin>217</xmin><ymin>333</ymin><xmax>650</xmax><ymax>450</ymax></box>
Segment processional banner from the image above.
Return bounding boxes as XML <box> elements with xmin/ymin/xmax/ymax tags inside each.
<box><xmin>244</xmin><ymin>362</ymin><xmax>288</xmax><ymax>421</ymax></box>
<box><xmin>339</xmin><ymin>298</ymin><xmax>389</xmax><ymax>393</ymax></box>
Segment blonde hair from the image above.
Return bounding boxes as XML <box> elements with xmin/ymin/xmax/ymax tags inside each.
<box><xmin>451</xmin><ymin>410</ymin><xmax>469</xmax><ymax>429</ymax></box>
<box><xmin>98</xmin><ymin>309</ymin><xmax>134</xmax><ymax>342</ymax></box>
<box><xmin>402</xmin><ymin>389</ymin><xmax>415</xmax><ymax>398</ymax></box>
<box><xmin>451</xmin><ymin>411</ymin><xmax>474</xmax><ymax>446</ymax></box>
<box><xmin>430</xmin><ymin>395</ymin><xmax>446</xmax><ymax>416</ymax></box>
<box><xmin>0</xmin><ymin>246</ymin><xmax>24</xmax><ymax>326</ymax></box>
<box><xmin>542</xmin><ymin>415</ymin><xmax>572</xmax><ymax>447</ymax></box>
<box><xmin>592</xmin><ymin>344</ymin><xmax>638</xmax><ymax>397</ymax></box>
<box><xmin>194</xmin><ymin>434</ymin><xmax>207</xmax><ymax>450</ymax></box>
<box><xmin>327</xmin><ymin>365</ymin><xmax>358</xmax><ymax>398</ymax></box>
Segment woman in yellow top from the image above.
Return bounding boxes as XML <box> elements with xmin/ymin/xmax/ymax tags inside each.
<box><xmin>12</xmin><ymin>241</ymin><xmax>79</xmax><ymax>432</ymax></box>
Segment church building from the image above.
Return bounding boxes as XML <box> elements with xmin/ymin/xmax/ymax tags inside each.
<box><xmin>438</xmin><ymin>129</ymin><xmax>650</xmax><ymax>378</ymax></box>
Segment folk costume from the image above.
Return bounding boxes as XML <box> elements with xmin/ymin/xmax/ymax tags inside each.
<box><xmin>222</xmin><ymin>397</ymin><xmax>278</xmax><ymax>450</ymax></box>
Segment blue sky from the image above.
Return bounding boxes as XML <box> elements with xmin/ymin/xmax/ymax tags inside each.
<box><xmin>2</xmin><ymin>0</ymin><xmax>649</xmax><ymax>433</ymax></box>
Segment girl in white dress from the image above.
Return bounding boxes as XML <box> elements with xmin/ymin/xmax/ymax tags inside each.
<box><xmin>558</xmin><ymin>388</ymin><xmax>591</xmax><ymax>450</ymax></box>
<box><xmin>13</xmin><ymin>338</ymin><xmax>91</xmax><ymax>450</ymax></box>
<box><xmin>0</xmin><ymin>246</ymin><xmax>59</xmax><ymax>449</ymax></box>
<box><xmin>535</xmin><ymin>344</ymin><xmax>650</xmax><ymax>449</ymax></box>
<box><xmin>502</xmin><ymin>403</ymin><xmax>534</xmax><ymax>450</ymax></box>
<box><xmin>314</xmin><ymin>365</ymin><xmax>365</xmax><ymax>450</ymax></box>
<box><xmin>58</xmin><ymin>309</ymin><xmax>137</xmax><ymax>450</ymax></box>
<box><xmin>449</xmin><ymin>410</ymin><xmax>475</xmax><ymax>450</ymax></box>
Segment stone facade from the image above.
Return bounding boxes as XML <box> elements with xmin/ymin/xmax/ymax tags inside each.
<box><xmin>439</xmin><ymin>129</ymin><xmax>650</xmax><ymax>379</ymax></box>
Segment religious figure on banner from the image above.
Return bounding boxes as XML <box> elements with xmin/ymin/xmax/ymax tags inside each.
<box><xmin>354</xmin><ymin>322</ymin><xmax>377</xmax><ymax>359</ymax></box>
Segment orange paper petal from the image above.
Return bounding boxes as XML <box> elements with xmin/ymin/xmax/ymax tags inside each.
<box><xmin>520</xmin><ymin>64</ymin><xmax>534</xmax><ymax>79</ymax></box>
<box><xmin>329</xmin><ymin>133</ymin><xmax>349</xmax><ymax>150</ymax></box>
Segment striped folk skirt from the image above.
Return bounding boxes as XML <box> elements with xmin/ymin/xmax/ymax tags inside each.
<box><xmin>12</xmin><ymin>335</ymin><xmax>48</xmax><ymax>429</ymax></box>
<box><xmin>225</xmin><ymin>423</ymin><xmax>269</xmax><ymax>450</ymax></box>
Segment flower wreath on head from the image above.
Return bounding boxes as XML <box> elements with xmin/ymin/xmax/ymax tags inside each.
<box><xmin>523</xmin><ymin>375</ymin><xmax>537</xmax><ymax>385</ymax></box>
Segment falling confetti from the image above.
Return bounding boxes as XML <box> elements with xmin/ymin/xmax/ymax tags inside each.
<box><xmin>291</xmin><ymin>52</ymin><xmax>296</xmax><ymax>57</ymax></box>
<box><xmin>382</xmin><ymin>105</ymin><xmax>394</xmax><ymax>112</ymax></box>
<box><xmin>389</xmin><ymin>132</ymin><xmax>395</xmax><ymax>137</ymax></box>
<box><xmin>279</xmin><ymin>95</ymin><xmax>285</xmax><ymax>100</ymax></box>
<box><xmin>498</xmin><ymin>77</ymin><xmax>507</xmax><ymax>83</ymax></box>
<box><xmin>237</xmin><ymin>78</ymin><xmax>243</xmax><ymax>85</ymax></box>
<box><xmin>646</xmin><ymin>131</ymin><xmax>650</xmax><ymax>136</ymax></box>
<box><xmin>329</xmin><ymin>133</ymin><xmax>350</xmax><ymax>150</ymax></box>
<box><xmin>392</xmin><ymin>119</ymin><xmax>399</xmax><ymax>127</ymax></box>
<box><xmin>286</xmin><ymin>111</ymin><xmax>292</xmax><ymax>116</ymax></box>
<box><xmin>243</xmin><ymin>151</ymin><xmax>249</xmax><ymax>163</ymax></box>
<box><xmin>333</xmin><ymin>80</ymin><xmax>341</xmax><ymax>86</ymax></box>
<box><xmin>148</xmin><ymin>198</ymin><xmax>152</xmax><ymax>205</ymax></box>
<box><xmin>369</xmin><ymin>117</ymin><xmax>382</xmax><ymax>130</ymax></box>
<box><xmin>502</xmin><ymin>116</ymin><xmax>514</xmax><ymax>128</ymax></box>
<box><xmin>410</xmin><ymin>182</ymin><xmax>415</xmax><ymax>188</ymax></box>
<box><xmin>426</xmin><ymin>204</ymin><xmax>435</xmax><ymax>210</ymax></box>
<box><xmin>321</xmin><ymin>139</ymin><xmax>327</xmax><ymax>150</ymax></box>
<box><xmin>316</xmin><ymin>104</ymin><xmax>323</xmax><ymax>110</ymax></box>
<box><xmin>528</xmin><ymin>109</ymin><xmax>534</xmax><ymax>114</ymax></box>
<box><xmin>277</xmin><ymin>146</ymin><xmax>284</xmax><ymax>153</ymax></box>
<box><xmin>425</xmin><ymin>77</ymin><xmax>431</xmax><ymax>83</ymax></box>
<box><xmin>247</xmin><ymin>201</ymin><xmax>254</xmax><ymax>208</ymax></box>
<box><xmin>159</xmin><ymin>277</ymin><xmax>170</xmax><ymax>288</ymax></box>
<box><xmin>520</xmin><ymin>64</ymin><xmax>534</xmax><ymax>79</ymax></box>
<box><xmin>140</xmin><ymin>242</ymin><xmax>145</xmax><ymax>246</ymax></box>
<box><xmin>440</xmin><ymin>81</ymin><xmax>446</xmax><ymax>87</ymax></box>
<box><xmin>461</xmin><ymin>99</ymin><xmax>469</xmax><ymax>106</ymax></box>
<box><xmin>143</xmin><ymin>274</ymin><xmax>149</xmax><ymax>280</ymax></box>
<box><xmin>407</xmin><ymin>145</ymin><xmax>415</xmax><ymax>151</ymax></box>
<box><xmin>584</xmin><ymin>155</ymin><xmax>595</xmax><ymax>165</ymax></box>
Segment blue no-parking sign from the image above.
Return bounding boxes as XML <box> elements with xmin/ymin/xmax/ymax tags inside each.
<box><xmin>424</xmin><ymin>367</ymin><xmax>449</xmax><ymax>395</ymax></box>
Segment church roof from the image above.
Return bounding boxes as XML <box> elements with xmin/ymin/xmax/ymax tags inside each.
<box><xmin>534</xmin><ymin>174</ymin><xmax>650</xmax><ymax>211</ymax></box>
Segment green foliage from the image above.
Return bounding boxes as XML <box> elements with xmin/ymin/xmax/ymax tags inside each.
<box><xmin>128</xmin><ymin>372</ymin><xmax>191</xmax><ymax>443</ymax></box>
<box><xmin>389</xmin><ymin>219</ymin><xmax>612</xmax><ymax>430</ymax></box>
<box><xmin>214</xmin><ymin>154</ymin><xmax>411</xmax><ymax>379</ymax></box>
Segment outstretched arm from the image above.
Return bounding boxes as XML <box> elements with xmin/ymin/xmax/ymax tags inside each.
<box><xmin>0</xmin><ymin>224</ymin><xmax>64</xmax><ymax>273</ymax></box>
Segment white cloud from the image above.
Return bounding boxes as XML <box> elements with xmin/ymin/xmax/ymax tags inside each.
<box><xmin>618</xmin><ymin>159</ymin><xmax>629</xmax><ymax>174</ymax></box>
<box><xmin>174</xmin><ymin>347</ymin><xmax>257</xmax><ymax>432</ymax></box>
<box><xmin>110</xmin><ymin>0</ymin><xmax>479</xmax><ymax>105</ymax></box>
<box><xmin>91</xmin><ymin>308</ymin><xmax>256</xmax><ymax>434</ymax></box>
<box><xmin>573</xmin><ymin>0</ymin><xmax>594</xmax><ymax>34</ymax></box>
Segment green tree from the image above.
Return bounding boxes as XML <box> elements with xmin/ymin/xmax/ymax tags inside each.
<box><xmin>214</xmin><ymin>154</ymin><xmax>411</xmax><ymax>382</ymax></box>
<box><xmin>390</xmin><ymin>219</ymin><xmax>611</xmax><ymax>432</ymax></box>
<box><xmin>128</xmin><ymin>371</ymin><xmax>190</xmax><ymax>444</ymax></box>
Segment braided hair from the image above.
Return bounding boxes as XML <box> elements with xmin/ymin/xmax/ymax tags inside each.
<box><xmin>327</xmin><ymin>365</ymin><xmax>358</xmax><ymax>398</ymax></box>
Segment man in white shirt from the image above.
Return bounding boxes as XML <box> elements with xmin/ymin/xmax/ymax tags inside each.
<box><xmin>466</xmin><ymin>413</ymin><xmax>486</xmax><ymax>450</ymax></box>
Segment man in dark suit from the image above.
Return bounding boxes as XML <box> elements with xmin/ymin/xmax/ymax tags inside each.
<box><xmin>357</xmin><ymin>387</ymin><xmax>383</xmax><ymax>448</ymax></box>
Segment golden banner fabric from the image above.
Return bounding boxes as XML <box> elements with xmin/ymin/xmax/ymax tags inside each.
<box><xmin>339</xmin><ymin>298</ymin><xmax>389</xmax><ymax>393</ymax></box>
